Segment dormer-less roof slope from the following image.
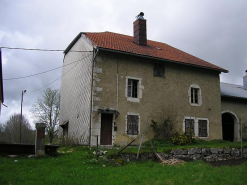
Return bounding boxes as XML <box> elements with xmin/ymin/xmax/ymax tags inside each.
<box><xmin>221</xmin><ymin>82</ymin><xmax>247</xmax><ymax>99</ymax></box>
<box><xmin>65</xmin><ymin>31</ymin><xmax>228</xmax><ymax>73</ymax></box>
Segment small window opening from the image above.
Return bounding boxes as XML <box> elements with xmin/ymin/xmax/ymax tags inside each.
<box><xmin>154</xmin><ymin>63</ymin><xmax>164</xmax><ymax>77</ymax></box>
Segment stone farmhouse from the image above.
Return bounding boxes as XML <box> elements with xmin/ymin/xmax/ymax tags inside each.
<box><xmin>59</xmin><ymin>12</ymin><xmax>245</xmax><ymax>146</ymax></box>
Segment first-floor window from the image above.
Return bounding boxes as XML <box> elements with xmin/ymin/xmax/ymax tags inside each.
<box><xmin>128</xmin><ymin>79</ymin><xmax>138</xmax><ymax>98</ymax></box>
<box><xmin>198</xmin><ymin>120</ymin><xmax>208</xmax><ymax>137</ymax></box>
<box><xmin>188</xmin><ymin>84</ymin><xmax>202</xmax><ymax>106</ymax></box>
<box><xmin>191</xmin><ymin>88</ymin><xmax>199</xmax><ymax>104</ymax></box>
<box><xmin>185</xmin><ymin>119</ymin><xmax>194</xmax><ymax>135</ymax></box>
<box><xmin>127</xmin><ymin>115</ymin><xmax>139</xmax><ymax>135</ymax></box>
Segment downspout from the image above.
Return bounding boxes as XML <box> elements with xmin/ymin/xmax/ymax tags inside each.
<box><xmin>116</xmin><ymin>60</ymin><xmax>119</xmax><ymax>111</ymax></box>
<box><xmin>88</xmin><ymin>47</ymin><xmax>98</xmax><ymax>147</ymax></box>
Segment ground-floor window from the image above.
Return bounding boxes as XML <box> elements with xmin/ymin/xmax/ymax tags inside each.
<box><xmin>185</xmin><ymin>119</ymin><xmax>194</xmax><ymax>134</ymax></box>
<box><xmin>183</xmin><ymin>117</ymin><xmax>208</xmax><ymax>138</ymax></box>
<box><xmin>126</xmin><ymin>114</ymin><xmax>140</xmax><ymax>135</ymax></box>
<box><xmin>60</xmin><ymin>121</ymin><xmax>69</xmax><ymax>138</ymax></box>
<box><xmin>198</xmin><ymin>120</ymin><xmax>208</xmax><ymax>137</ymax></box>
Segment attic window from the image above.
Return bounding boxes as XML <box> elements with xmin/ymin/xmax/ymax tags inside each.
<box><xmin>154</xmin><ymin>63</ymin><xmax>164</xmax><ymax>77</ymax></box>
<box><xmin>156</xmin><ymin>47</ymin><xmax>161</xmax><ymax>50</ymax></box>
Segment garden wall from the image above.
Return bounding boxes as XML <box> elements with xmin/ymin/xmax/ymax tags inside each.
<box><xmin>0</xmin><ymin>143</ymin><xmax>59</xmax><ymax>155</ymax></box>
<box><xmin>119</xmin><ymin>147</ymin><xmax>247</xmax><ymax>162</ymax></box>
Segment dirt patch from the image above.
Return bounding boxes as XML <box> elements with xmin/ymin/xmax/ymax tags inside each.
<box><xmin>208</xmin><ymin>158</ymin><xmax>247</xmax><ymax>167</ymax></box>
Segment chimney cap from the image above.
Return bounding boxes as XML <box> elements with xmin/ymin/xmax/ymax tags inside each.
<box><xmin>136</xmin><ymin>12</ymin><xmax>145</xmax><ymax>20</ymax></box>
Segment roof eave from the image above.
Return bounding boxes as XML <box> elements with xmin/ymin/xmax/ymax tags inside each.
<box><xmin>97</xmin><ymin>47</ymin><xmax>228</xmax><ymax>73</ymax></box>
<box><xmin>221</xmin><ymin>95</ymin><xmax>247</xmax><ymax>100</ymax></box>
<box><xmin>64</xmin><ymin>32</ymin><xmax>83</xmax><ymax>55</ymax></box>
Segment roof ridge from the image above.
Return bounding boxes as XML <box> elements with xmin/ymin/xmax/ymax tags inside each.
<box><xmin>221</xmin><ymin>82</ymin><xmax>243</xmax><ymax>87</ymax></box>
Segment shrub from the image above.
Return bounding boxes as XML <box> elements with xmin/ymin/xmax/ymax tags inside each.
<box><xmin>150</xmin><ymin>108</ymin><xmax>178</xmax><ymax>140</ymax></box>
<box><xmin>151</xmin><ymin>119</ymin><xmax>174</xmax><ymax>139</ymax></box>
<box><xmin>170</xmin><ymin>130</ymin><xmax>195</xmax><ymax>145</ymax></box>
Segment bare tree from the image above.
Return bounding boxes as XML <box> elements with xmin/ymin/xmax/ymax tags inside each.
<box><xmin>1</xmin><ymin>114</ymin><xmax>35</xmax><ymax>144</ymax></box>
<box><xmin>31</xmin><ymin>88</ymin><xmax>60</xmax><ymax>144</ymax></box>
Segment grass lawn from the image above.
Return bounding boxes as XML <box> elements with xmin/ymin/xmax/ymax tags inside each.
<box><xmin>1</xmin><ymin>145</ymin><xmax>247</xmax><ymax>185</ymax></box>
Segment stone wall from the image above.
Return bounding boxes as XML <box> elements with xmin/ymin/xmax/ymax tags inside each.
<box><xmin>118</xmin><ymin>147</ymin><xmax>247</xmax><ymax>162</ymax></box>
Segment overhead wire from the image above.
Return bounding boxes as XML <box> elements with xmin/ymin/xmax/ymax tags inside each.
<box><xmin>3</xmin><ymin>56</ymin><xmax>91</xmax><ymax>80</ymax></box>
<box><xmin>27</xmin><ymin>54</ymin><xmax>92</xmax><ymax>93</ymax></box>
<box><xmin>0</xmin><ymin>46</ymin><xmax>93</xmax><ymax>52</ymax></box>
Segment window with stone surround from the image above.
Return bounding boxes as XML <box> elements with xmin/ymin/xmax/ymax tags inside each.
<box><xmin>126</xmin><ymin>114</ymin><xmax>139</xmax><ymax>135</ymax></box>
<box><xmin>128</xmin><ymin>79</ymin><xmax>138</xmax><ymax>98</ymax></box>
<box><xmin>198</xmin><ymin>119</ymin><xmax>208</xmax><ymax>137</ymax></box>
<box><xmin>185</xmin><ymin>119</ymin><xmax>194</xmax><ymax>134</ymax></box>
<box><xmin>125</xmin><ymin>76</ymin><xmax>143</xmax><ymax>103</ymax></box>
<box><xmin>188</xmin><ymin>84</ymin><xmax>202</xmax><ymax>106</ymax></box>
<box><xmin>183</xmin><ymin>117</ymin><xmax>209</xmax><ymax>138</ymax></box>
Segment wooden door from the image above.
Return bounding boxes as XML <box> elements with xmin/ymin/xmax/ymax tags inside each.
<box><xmin>100</xmin><ymin>114</ymin><xmax>113</xmax><ymax>145</ymax></box>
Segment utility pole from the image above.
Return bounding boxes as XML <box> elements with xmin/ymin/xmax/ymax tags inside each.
<box><xmin>20</xmin><ymin>90</ymin><xmax>26</xmax><ymax>143</ymax></box>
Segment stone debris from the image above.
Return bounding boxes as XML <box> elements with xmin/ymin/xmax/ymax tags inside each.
<box><xmin>160</xmin><ymin>158</ymin><xmax>185</xmax><ymax>165</ymax></box>
<box><xmin>27</xmin><ymin>155</ymin><xmax>36</xmax><ymax>158</ymax></box>
<box><xmin>93</xmin><ymin>150</ymin><xmax>108</xmax><ymax>156</ymax></box>
<box><xmin>156</xmin><ymin>153</ymin><xmax>185</xmax><ymax>165</ymax></box>
<box><xmin>7</xmin><ymin>155</ymin><xmax>18</xmax><ymax>158</ymax></box>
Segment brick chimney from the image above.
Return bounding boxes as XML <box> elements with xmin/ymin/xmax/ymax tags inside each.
<box><xmin>244</xmin><ymin>70</ymin><xmax>247</xmax><ymax>90</ymax></box>
<box><xmin>133</xmin><ymin>12</ymin><xmax>147</xmax><ymax>46</ymax></box>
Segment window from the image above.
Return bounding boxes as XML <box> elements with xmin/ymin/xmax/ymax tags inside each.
<box><xmin>126</xmin><ymin>77</ymin><xmax>143</xmax><ymax>102</ymax></box>
<box><xmin>127</xmin><ymin>115</ymin><xmax>139</xmax><ymax>135</ymax></box>
<box><xmin>154</xmin><ymin>63</ymin><xmax>164</xmax><ymax>77</ymax></box>
<box><xmin>128</xmin><ymin>79</ymin><xmax>138</xmax><ymax>98</ymax></box>
<box><xmin>188</xmin><ymin>84</ymin><xmax>202</xmax><ymax>106</ymax></box>
<box><xmin>60</xmin><ymin>121</ymin><xmax>69</xmax><ymax>138</ymax></box>
<box><xmin>191</xmin><ymin>88</ymin><xmax>199</xmax><ymax>104</ymax></box>
<box><xmin>198</xmin><ymin>120</ymin><xmax>208</xmax><ymax>137</ymax></box>
<box><xmin>185</xmin><ymin>119</ymin><xmax>194</xmax><ymax>134</ymax></box>
<box><xmin>183</xmin><ymin>117</ymin><xmax>209</xmax><ymax>138</ymax></box>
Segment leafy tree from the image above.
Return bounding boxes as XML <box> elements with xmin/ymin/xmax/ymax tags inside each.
<box><xmin>1</xmin><ymin>114</ymin><xmax>35</xmax><ymax>144</ymax></box>
<box><xmin>31</xmin><ymin>88</ymin><xmax>60</xmax><ymax>144</ymax></box>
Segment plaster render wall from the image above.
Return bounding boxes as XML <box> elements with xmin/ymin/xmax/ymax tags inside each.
<box><xmin>92</xmin><ymin>51</ymin><xmax>222</xmax><ymax>146</ymax></box>
<box><xmin>59</xmin><ymin>36</ymin><xmax>93</xmax><ymax>144</ymax></box>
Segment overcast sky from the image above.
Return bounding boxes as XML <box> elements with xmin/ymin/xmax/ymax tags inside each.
<box><xmin>1</xmin><ymin>0</ymin><xmax>247</xmax><ymax>126</ymax></box>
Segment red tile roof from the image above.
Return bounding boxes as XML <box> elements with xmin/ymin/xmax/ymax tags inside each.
<box><xmin>68</xmin><ymin>31</ymin><xmax>227</xmax><ymax>72</ymax></box>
